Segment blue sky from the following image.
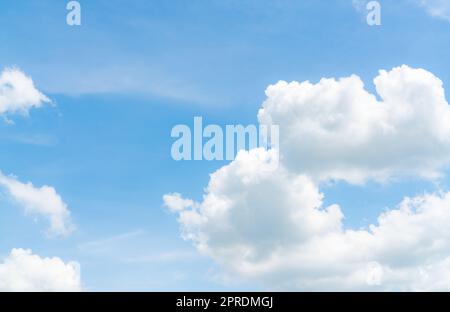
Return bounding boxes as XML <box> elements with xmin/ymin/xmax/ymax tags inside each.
<box><xmin>1</xmin><ymin>0</ymin><xmax>450</xmax><ymax>291</ymax></box>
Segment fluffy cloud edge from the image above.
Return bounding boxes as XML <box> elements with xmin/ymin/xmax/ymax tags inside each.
<box><xmin>0</xmin><ymin>67</ymin><xmax>50</xmax><ymax>117</ymax></box>
<box><xmin>0</xmin><ymin>248</ymin><xmax>81</xmax><ymax>292</ymax></box>
<box><xmin>0</xmin><ymin>172</ymin><xmax>74</xmax><ymax>237</ymax></box>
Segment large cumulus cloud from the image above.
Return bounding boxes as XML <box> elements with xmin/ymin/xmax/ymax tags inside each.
<box><xmin>258</xmin><ymin>65</ymin><xmax>450</xmax><ymax>183</ymax></box>
<box><xmin>165</xmin><ymin>65</ymin><xmax>450</xmax><ymax>290</ymax></box>
<box><xmin>165</xmin><ymin>149</ymin><xmax>450</xmax><ymax>291</ymax></box>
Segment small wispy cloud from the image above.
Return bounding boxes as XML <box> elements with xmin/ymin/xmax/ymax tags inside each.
<box><xmin>0</xmin><ymin>172</ymin><xmax>74</xmax><ymax>237</ymax></box>
<box><xmin>78</xmin><ymin>229</ymin><xmax>146</xmax><ymax>253</ymax></box>
<box><xmin>352</xmin><ymin>0</ymin><xmax>368</xmax><ymax>13</ymax></box>
<box><xmin>0</xmin><ymin>133</ymin><xmax>57</xmax><ymax>147</ymax></box>
<box><xmin>121</xmin><ymin>250</ymin><xmax>199</xmax><ymax>264</ymax></box>
<box><xmin>414</xmin><ymin>0</ymin><xmax>450</xmax><ymax>21</ymax></box>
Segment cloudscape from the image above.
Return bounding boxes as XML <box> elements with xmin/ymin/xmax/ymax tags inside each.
<box><xmin>1</xmin><ymin>0</ymin><xmax>450</xmax><ymax>292</ymax></box>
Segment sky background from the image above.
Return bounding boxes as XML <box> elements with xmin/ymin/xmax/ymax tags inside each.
<box><xmin>1</xmin><ymin>0</ymin><xmax>450</xmax><ymax>291</ymax></box>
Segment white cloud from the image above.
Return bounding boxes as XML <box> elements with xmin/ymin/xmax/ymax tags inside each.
<box><xmin>258</xmin><ymin>65</ymin><xmax>450</xmax><ymax>184</ymax></box>
<box><xmin>0</xmin><ymin>69</ymin><xmax>72</xmax><ymax>236</ymax></box>
<box><xmin>165</xmin><ymin>65</ymin><xmax>450</xmax><ymax>290</ymax></box>
<box><xmin>163</xmin><ymin>194</ymin><xmax>195</xmax><ymax>213</ymax></box>
<box><xmin>352</xmin><ymin>0</ymin><xmax>367</xmax><ymax>13</ymax></box>
<box><xmin>0</xmin><ymin>172</ymin><xmax>74</xmax><ymax>237</ymax></box>
<box><xmin>165</xmin><ymin>148</ymin><xmax>450</xmax><ymax>291</ymax></box>
<box><xmin>0</xmin><ymin>68</ymin><xmax>78</xmax><ymax>291</ymax></box>
<box><xmin>415</xmin><ymin>0</ymin><xmax>450</xmax><ymax>21</ymax></box>
<box><xmin>0</xmin><ymin>249</ymin><xmax>81</xmax><ymax>292</ymax></box>
<box><xmin>0</xmin><ymin>68</ymin><xmax>50</xmax><ymax>116</ymax></box>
